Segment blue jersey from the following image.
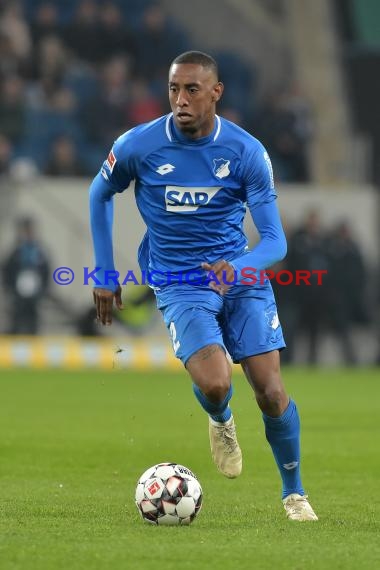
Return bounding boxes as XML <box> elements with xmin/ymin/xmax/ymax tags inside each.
<box><xmin>89</xmin><ymin>113</ymin><xmax>287</xmax><ymax>290</ymax></box>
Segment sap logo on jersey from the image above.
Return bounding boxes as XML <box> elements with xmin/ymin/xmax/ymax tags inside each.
<box><xmin>165</xmin><ymin>186</ymin><xmax>222</xmax><ymax>212</ymax></box>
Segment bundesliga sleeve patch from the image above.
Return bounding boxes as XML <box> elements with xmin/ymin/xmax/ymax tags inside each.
<box><xmin>106</xmin><ymin>149</ymin><xmax>117</xmax><ymax>173</ymax></box>
<box><xmin>101</xmin><ymin>149</ymin><xmax>117</xmax><ymax>180</ymax></box>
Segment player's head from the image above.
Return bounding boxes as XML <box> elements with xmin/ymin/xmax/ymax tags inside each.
<box><xmin>168</xmin><ymin>51</ymin><xmax>223</xmax><ymax>138</ymax></box>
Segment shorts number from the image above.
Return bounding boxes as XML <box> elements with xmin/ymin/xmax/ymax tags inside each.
<box><xmin>169</xmin><ymin>321</ymin><xmax>180</xmax><ymax>354</ymax></box>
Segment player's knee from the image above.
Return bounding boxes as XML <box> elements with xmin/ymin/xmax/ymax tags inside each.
<box><xmin>188</xmin><ymin>346</ymin><xmax>231</xmax><ymax>403</ymax></box>
<box><xmin>196</xmin><ymin>367</ymin><xmax>231</xmax><ymax>403</ymax></box>
<box><xmin>256</xmin><ymin>379</ymin><xmax>286</xmax><ymax>413</ymax></box>
<box><xmin>203</xmin><ymin>380</ymin><xmax>231</xmax><ymax>404</ymax></box>
<box><xmin>261</xmin><ymin>385</ymin><xmax>284</xmax><ymax>407</ymax></box>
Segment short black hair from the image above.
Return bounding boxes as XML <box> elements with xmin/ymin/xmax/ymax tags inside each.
<box><xmin>170</xmin><ymin>51</ymin><xmax>218</xmax><ymax>79</ymax></box>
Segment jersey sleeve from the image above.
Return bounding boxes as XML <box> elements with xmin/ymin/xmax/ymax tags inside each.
<box><xmin>99</xmin><ymin>132</ymin><xmax>135</xmax><ymax>191</ymax></box>
<box><xmin>89</xmin><ymin>133</ymin><xmax>135</xmax><ymax>291</ymax></box>
<box><xmin>231</xmin><ymin>143</ymin><xmax>287</xmax><ymax>280</ymax></box>
<box><xmin>242</xmin><ymin>141</ymin><xmax>277</xmax><ymax>208</ymax></box>
<box><xmin>231</xmin><ymin>200</ymin><xmax>287</xmax><ymax>278</ymax></box>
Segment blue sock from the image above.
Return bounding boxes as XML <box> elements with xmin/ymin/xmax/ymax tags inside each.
<box><xmin>192</xmin><ymin>383</ymin><xmax>233</xmax><ymax>423</ymax></box>
<box><xmin>263</xmin><ymin>399</ymin><xmax>305</xmax><ymax>499</ymax></box>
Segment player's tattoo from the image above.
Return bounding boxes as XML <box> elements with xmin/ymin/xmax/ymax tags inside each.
<box><xmin>191</xmin><ymin>344</ymin><xmax>224</xmax><ymax>361</ymax></box>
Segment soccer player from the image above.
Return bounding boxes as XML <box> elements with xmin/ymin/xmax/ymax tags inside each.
<box><xmin>89</xmin><ymin>51</ymin><xmax>318</xmax><ymax>521</ymax></box>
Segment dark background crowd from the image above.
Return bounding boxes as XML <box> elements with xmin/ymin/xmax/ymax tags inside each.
<box><xmin>0</xmin><ymin>0</ymin><xmax>313</xmax><ymax>182</ymax></box>
<box><xmin>271</xmin><ymin>211</ymin><xmax>373</xmax><ymax>365</ymax></box>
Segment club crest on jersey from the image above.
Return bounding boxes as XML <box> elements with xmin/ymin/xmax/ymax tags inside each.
<box><xmin>213</xmin><ymin>158</ymin><xmax>230</xmax><ymax>179</ymax></box>
<box><xmin>265</xmin><ymin>309</ymin><xmax>280</xmax><ymax>330</ymax></box>
<box><xmin>165</xmin><ymin>186</ymin><xmax>222</xmax><ymax>212</ymax></box>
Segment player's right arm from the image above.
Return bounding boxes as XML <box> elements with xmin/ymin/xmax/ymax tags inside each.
<box><xmin>89</xmin><ymin>173</ymin><xmax>121</xmax><ymax>325</ymax></box>
<box><xmin>89</xmin><ymin>136</ymin><xmax>134</xmax><ymax>325</ymax></box>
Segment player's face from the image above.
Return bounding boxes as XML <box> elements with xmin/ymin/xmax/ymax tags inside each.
<box><xmin>168</xmin><ymin>63</ymin><xmax>223</xmax><ymax>138</ymax></box>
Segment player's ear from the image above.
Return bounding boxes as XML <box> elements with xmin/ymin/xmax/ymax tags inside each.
<box><xmin>212</xmin><ymin>82</ymin><xmax>224</xmax><ymax>102</ymax></box>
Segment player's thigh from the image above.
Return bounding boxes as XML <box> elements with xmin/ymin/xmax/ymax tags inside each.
<box><xmin>158</xmin><ymin>285</ymin><xmax>225</xmax><ymax>365</ymax></box>
<box><xmin>222</xmin><ymin>284</ymin><xmax>286</xmax><ymax>363</ymax></box>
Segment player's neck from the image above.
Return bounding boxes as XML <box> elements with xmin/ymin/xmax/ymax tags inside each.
<box><xmin>172</xmin><ymin>116</ymin><xmax>218</xmax><ymax>143</ymax></box>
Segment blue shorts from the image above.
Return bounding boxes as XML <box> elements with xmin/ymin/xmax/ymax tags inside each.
<box><xmin>155</xmin><ymin>282</ymin><xmax>286</xmax><ymax>364</ymax></box>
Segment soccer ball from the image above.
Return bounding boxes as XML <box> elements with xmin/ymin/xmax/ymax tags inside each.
<box><xmin>135</xmin><ymin>462</ymin><xmax>203</xmax><ymax>525</ymax></box>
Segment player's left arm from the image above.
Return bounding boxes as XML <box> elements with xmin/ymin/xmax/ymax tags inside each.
<box><xmin>202</xmin><ymin>200</ymin><xmax>286</xmax><ymax>293</ymax></box>
<box><xmin>232</xmin><ymin>199</ymin><xmax>287</xmax><ymax>275</ymax></box>
<box><xmin>231</xmin><ymin>144</ymin><xmax>287</xmax><ymax>279</ymax></box>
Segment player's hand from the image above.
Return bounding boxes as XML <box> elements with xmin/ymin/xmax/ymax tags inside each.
<box><xmin>93</xmin><ymin>284</ymin><xmax>124</xmax><ymax>325</ymax></box>
<box><xmin>201</xmin><ymin>260</ymin><xmax>236</xmax><ymax>296</ymax></box>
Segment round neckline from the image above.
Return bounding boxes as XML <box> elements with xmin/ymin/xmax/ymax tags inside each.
<box><xmin>170</xmin><ymin>115</ymin><xmax>220</xmax><ymax>145</ymax></box>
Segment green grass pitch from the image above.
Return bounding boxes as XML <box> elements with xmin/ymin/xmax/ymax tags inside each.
<box><xmin>1</xmin><ymin>366</ymin><xmax>379</xmax><ymax>570</ymax></box>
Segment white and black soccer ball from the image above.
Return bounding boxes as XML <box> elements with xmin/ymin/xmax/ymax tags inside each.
<box><xmin>135</xmin><ymin>462</ymin><xmax>203</xmax><ymax>525</ymax></box>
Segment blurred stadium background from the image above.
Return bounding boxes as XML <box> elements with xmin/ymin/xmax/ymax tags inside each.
<box><xmin>0</xmin><ymin>0</ymin><xmax>379</xmax><ymax>368</ymax></box>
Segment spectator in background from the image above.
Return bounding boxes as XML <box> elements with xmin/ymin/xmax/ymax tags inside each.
<box><xmin>63</xmin><ymin>0</ymin><xmax>101</xmax><ymax>64</ymax></box>
<box><xmin>136</xmin><ymin>3</ymin><xmax>189</xmax><ymax>95</ymax></box>
<box><xmin>44</xmin><ymin>134</ymin><xmax>88</xmax><ymax>177</ymax></box>
<box><xmin>0</xmin><ymin>31</ymin><xmax>25</xmax><ymax>78</ymax></box>
<box><xmin>325</xmin><ymin>220</ymin><xmax>369</xmax><ymax>364</ymax></box>
<box><xmin>26</xmin><ymin>34</ymin><xmax>72</xmax><ymax>114</ymax></box>
<box><xmin>285</xmin><ymin>210</ymin><xmax>329</xmax><ymax>363</ymax></box>
<box><xmin>31</xmin><ymin>34</ymin><xmax>68</xmax><ymax>83</ymax></box>
<box><xmin>21</xmin><ymin>77</ymin><xmax>80</xmax><ymax>170</ymax></box>
<box><xmin>254</xmin><ymin>86</ymin><xmax>313</xmax><ymax>182</ymax></box>
<box><xmin>0</xmin><ymin>1</ymin><xmax>31</xmax><ymax>63</ymax></box>
<box><xmin>0</xmin><ymin>75</ymin><xmax>26</xmax><ymax>143</ymax></box>
<box><xmin>216</xmin><ymin>51</ymin><xmax>256</xmax><ymax>123</ymax></box>
<box><xmin>126</xmin><ymin>78</ymin><xmax>164</xmax><ymax>126</ymax></box>
<box><xmin>30</xmin><ymin>2</ymin><xmax>62</xmax><ymax>44</ymax></box>
<box><xmin>99</xmin><ymin>1</ymin><xmax>137</xmax><ymax>63</ymax></box>
<box><xmin>26</xmin><ymin>73</ymin><xmax>59</xmax><ymax>111</ymax></box>
<box><xmin>283</xmin><ymin>214</ymin><xmax>368</xmax><ymax>365</ymax></box>
<box><xmin>2</xmin><ymin>217</ymin><xmax>50</xmax><ymax>334</ymax></box>
<box><xmin>0</xmin><ymin>132</ymin><xmax>12</xmax><ymax>175</ymax></box>
<box><xmin>82</xmin><ymin>55</ymin><xmax>132</xmax><ymax>149</ymax></box>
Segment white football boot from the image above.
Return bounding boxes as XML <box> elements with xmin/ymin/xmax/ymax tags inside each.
<box><xmin>283</xmin><ymin>493</ymin><xmax>318</xmax><ymax>521</ymax></box>
<box><xmin>209</xmin><ymin>415</ymin><xmax>242</xmax><ymax>478</ymax></box>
